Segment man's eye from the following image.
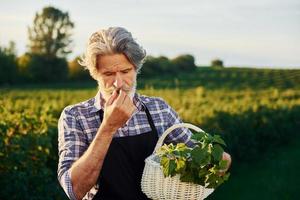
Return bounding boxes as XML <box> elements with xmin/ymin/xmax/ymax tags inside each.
<box><xmin>122</xmin><ymin>69</ymin><xmax>131</xmax><ymax>74</ymax></box>
<box><xmin>104</xmin><ymin>72</ymin><xmax>113</xmax><ymax>76</ymax></box>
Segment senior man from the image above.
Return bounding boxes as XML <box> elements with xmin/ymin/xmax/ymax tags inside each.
<box><xmin>57</xmin><ymin>27</ymin><xmax>231</xmax><ymax>200</ymax></box>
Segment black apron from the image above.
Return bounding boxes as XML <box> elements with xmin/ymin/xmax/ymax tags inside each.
<box><xmin>93</xmin><ymin>103</ymin><xmax>158</xmax><ymax>200</ymax></box>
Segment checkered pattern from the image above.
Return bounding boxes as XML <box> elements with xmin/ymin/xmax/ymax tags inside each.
<box><xmin>57</xmin><ymin>91</ymin><xmax>193</xmax><ymax>200</ymax></box>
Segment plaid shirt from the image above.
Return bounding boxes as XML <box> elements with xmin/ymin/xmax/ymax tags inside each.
<box><xmin>57</xmin><ymin>91</ymin><xmax>193</xmax><ymax>200</ymax></box>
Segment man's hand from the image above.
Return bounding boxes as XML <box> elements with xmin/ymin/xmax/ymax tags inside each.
<box><xmin>102</xmin><ymin>89</ymin><xmax>136</xmax><ymax>134</ymax></box>
<box><xmin>218</xmin><ymin>152</ymin><xmax>232</xmax><ymax>176</ymax></box>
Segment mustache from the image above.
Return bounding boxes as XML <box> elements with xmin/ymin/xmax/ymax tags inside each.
<box><xmin>103</xmin><ymin>85</ymin><xmax>132</xmax><ymax>94</ymax></box>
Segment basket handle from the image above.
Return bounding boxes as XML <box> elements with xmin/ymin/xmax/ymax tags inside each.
<box><xmin>153</xmin><ymin>123</ymin><xmax>205</xmax><ymax>153</ymax></box>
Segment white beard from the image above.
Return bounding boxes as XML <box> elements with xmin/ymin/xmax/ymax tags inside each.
<box><xmin>127</xmin><ymin>83</ymin><xmax>136</xmax><ymax>100</ymax></box>
<box><xmin>97</xmin><ymin>80</ymin><xmax>136</xmax><ymax>101</ymax></box>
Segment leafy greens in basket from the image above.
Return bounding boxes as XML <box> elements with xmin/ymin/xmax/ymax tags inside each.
<box><xmin>156</xmin><ymin>131</ymin><xmax>230</xmax><ymax>189</ymax></box>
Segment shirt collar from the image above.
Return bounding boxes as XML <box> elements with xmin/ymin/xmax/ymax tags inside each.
<box><xmin>91</xmin><ymin>90</ymin><xmax>143</xmax><ymax>113</ymax></box>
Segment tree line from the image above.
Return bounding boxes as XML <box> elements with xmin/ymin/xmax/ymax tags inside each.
<box><xmin>1</xmin><ymin>6</ymin><xmax>223</xmax><ymax>85</ymax></box>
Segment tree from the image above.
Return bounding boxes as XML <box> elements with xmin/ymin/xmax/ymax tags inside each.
<box><xmin>141</xmin><ymin>56</ymin><xmax>176</xmax><ymax>77</ymax></box>
<box><xmin>0</xmin><ymin>41</ymin><xmax>18</xmax><ymax>84</ymax></box>
<box><xmin>68</xmin><ymin>56</ymin><xmax>91</xmax><ymax>81</ymax></box>
<box><xmin>28</xmin><ymin>6</ymin><xmax>74</xmax><ymax>58</ymax></box>
<box><xmin>141</xmin><ymin>56</ymin><xmax>161</xmax><ymax>77</ymax></box>
<box><xmin>211</xmin><ymin>59</ymin><xmax>224</xmax><ymax>68</ymax></box>
<box><xmin>26</xmin><ymin>6</ymin><xmax>74</xmax><ymax>82</ymax></box>
<box><xmin>171</xmin><ymin>54</ymin><xmax>197</xmax><ymax>71</ymax></box>
<box><xmin>17</xmin><ymin>53</ymin><xmax>31</xmax><ymax>81</ymax></box>
<box><xmin>156</xmin><ymin>56</ymin><xmax>175</xmax><ymax>73</ymax></box>
<box><xmin>27</xmin><ymin>55</ymin><xmax>68</xmax><ymax>82</ymax></box>
<box><xmin>141</xmin><ymin>54</ymin><xmax>197</xmax><ymax>77</ymax></box>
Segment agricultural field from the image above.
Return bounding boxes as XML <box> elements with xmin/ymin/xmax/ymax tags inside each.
<box><xmin>1</xmin><ymin>67</ymin><xmax>299</xmax><ymax>199</ymax></box>
<box><xmin>139</xmin><ymin>67</ymin><xmax>300</xmax><ymax>90</ymax></box>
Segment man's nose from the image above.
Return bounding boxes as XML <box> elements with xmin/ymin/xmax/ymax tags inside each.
<box><xmin>113</xmin><ymin>73</ymin><xmax>124</xmax><ymax>88</ymax></box>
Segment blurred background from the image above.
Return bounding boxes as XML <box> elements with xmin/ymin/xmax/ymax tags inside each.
<box><xmin>0</xmin><ymin>0</ymin><xmax>299</xmax><ymax>199</ymax></box>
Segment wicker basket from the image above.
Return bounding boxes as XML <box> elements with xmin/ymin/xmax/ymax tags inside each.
<box><xmin>141</xmin><ymin>123</ymin><xmax>214</xmax><ymax>200</ymax></box>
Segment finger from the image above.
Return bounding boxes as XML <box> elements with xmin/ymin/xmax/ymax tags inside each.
<box><xmin>114</xmin><ymin>89</ymin><xmax>126</xmax><ymax>106</ymax></box>
<box><xmin>123</xmin><ymin>95</ymin><xmax>137</xmax><ymax>114</ymax></box>
<box><xmin>223</xmin><ymin>152</ymin><xmax>231</xmax><ymax>162</ymax></box>
<box><xmin>106</xmin><ymin>90</ymin><xmax>119</xmax><ymax>106</ymax></box>
<box><xmin>222</xmin><ymin>152</ymin><xmax>230</xmax><ymax>160</ymax></box>
<box><xmin>218</xmin><ymin>170</ymin><xmax>225</xmax><ymax>176</ymax></box>
<box><xmin>222</xmin><ymin>152</ymin><xmax>232</xmax><ymax>169</ymax></box>
<box><xmin>122</xmin><ymin>92</ymin><xmax>132</xmax><ymax>105</ymax></box>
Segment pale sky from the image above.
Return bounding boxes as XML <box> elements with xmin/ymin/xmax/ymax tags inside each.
<box><xmin>0</xmin><ymin>0</ymin><xmax>299</xmax><ymax>68</ymax></box>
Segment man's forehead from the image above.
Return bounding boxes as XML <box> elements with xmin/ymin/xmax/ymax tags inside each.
<box><xmin>100</xmin><ymin>63</ymin><xmax>133</xmax><ymax>72</ymax></box>
<box><xmin>96</xmin><ymin>54</ymin><xmax>134</xmax><ymax>71</ymax></box>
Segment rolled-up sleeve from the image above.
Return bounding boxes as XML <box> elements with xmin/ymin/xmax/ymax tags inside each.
<box><xmin>57</xmin><ymin>107</ymin><xmax>88</xmax><ymax>200</ymax></box>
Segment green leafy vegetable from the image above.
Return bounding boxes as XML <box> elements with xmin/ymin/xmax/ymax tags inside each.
<box><xmin>157</xmin><ymin>131</ymin><xmax>230</xmax><ymax>189</ymax></box>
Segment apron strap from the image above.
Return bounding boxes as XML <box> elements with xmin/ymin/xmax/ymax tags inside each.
<box><xmin>141</xmin><ymin>102</ymin><xmax>158</xmax><ymax>136</ymax></box>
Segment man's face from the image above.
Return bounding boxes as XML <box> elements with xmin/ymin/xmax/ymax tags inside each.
<box><xmin>96</xmin><ymin>53</ymin><xmax>137</xmax><ymax>101</ymax></box>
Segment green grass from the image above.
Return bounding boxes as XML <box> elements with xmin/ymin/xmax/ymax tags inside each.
<box><xmin>207</xmin><ymin>138</ymin><xmax>300</xmax><ymax>200</ymax></box>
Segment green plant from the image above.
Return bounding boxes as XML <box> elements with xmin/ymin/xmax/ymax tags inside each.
<box><xmin>157</xmin><ymin>132</ymin><xmax>230</xmax><ymax>189</ymax></box>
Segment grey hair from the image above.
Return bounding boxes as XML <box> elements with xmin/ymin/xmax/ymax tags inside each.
<box><xmin>79</xmin><ymin>27</ymin><xmax>146</xmax><ymax>80</ymax></box>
